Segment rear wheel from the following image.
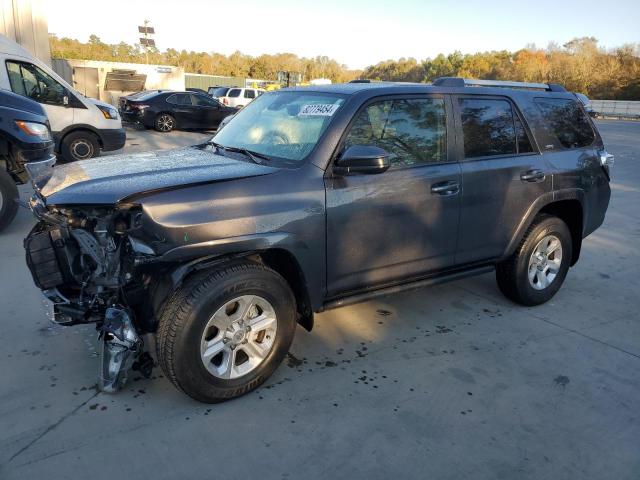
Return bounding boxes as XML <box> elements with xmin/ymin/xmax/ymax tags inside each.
<box><xmin>156</xmin><ymin>261</ymin><xmax>297</xmax><ymax>403</ymax></box>
<box><xmin>0</xmin><ymin>169</ymin><xmax>19</xmax><ymax>232</ymax></box>
<box><xmin>60</xmin><ymin>131</ymin><xmax>100</xmax><ymax>163</ymax></box>
<box><xmin>496</xmin><ymin>215</ymin><xmax>572</xmax><ymax>306</ymax></box>
<box><xmin>155</xmin><ymin>113</ymin><xmax>175</xmax><ymax>132</ymax></box>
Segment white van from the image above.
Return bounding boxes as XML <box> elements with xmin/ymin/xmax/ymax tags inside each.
<box><xmin>0</xmin><ymin>35</ymin><xmax>126</xmax><ymax>162</ymax></box>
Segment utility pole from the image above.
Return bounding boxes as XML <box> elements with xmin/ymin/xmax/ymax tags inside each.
<box><xmin>138</xmin><ymin>20</ymin><xmax>155</xmax><ymax>64</ymax></box>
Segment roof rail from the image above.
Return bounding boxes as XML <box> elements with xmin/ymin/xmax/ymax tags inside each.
<box><xmin>432</xmin><ymin>77</ymin><xmax>566</xmax><ymax>92</ymax></box>
<box><xmin>349</xmin><ymin>79</ymin><xmax>371</xmax><ymax>83</ymax></box>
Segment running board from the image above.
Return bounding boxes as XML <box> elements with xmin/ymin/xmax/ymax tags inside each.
<box><xmin>321</xmin><ymin>265</ymin><xmax>494</xmax><ymax>311</ymax></box>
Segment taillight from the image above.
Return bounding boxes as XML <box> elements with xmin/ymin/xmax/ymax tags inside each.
<box><xmin>132</xmin><ymin>104</ymin><xmax>149</xmax><ymax>110</ymax></box>
<box><xmin>223</xmin><ymin>98</ymin><xmax>228</xmax><ymax>105</ymax></box>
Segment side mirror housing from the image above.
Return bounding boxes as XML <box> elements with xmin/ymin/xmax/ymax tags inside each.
<box><xmin>334</xmin><ymin>145</ymin><xmax>391</xmax><ymax>175</ymax></box>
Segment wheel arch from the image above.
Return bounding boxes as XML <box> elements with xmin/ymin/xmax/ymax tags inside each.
<box><xmin>56</xmin><ymin>125</ymin><xmax>102</xmax><ymax>151</ymax></box>
<box><xmin>504</xmin><ymin>191</ymin><xmax>585</xmax><ymax>266</ymax></box>
<box><xmin>161</xmin><ymin>246</ymin><xmax>315</xmax><ymax>332</ymax></box>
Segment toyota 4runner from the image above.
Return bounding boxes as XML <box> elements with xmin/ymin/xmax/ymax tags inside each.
<box><xmin>23</xmin><ymin>78</ymin><xmax>613</xmax><ymax>402</ymax></box>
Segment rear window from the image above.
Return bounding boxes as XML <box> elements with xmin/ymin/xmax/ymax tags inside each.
<box><xmin>228</xmin><ymin>89</ymin><xmax>241</xmax><ymax>98</ymax></box>
<box><xmin>244</xmin><ymin>89</ymin><xmax>256</xmax><ymax>99</ymax></box>
<box><xmin>534</xmin><ymin>98</ymin><xmax>595</xmax><ymax>149</ymax></box>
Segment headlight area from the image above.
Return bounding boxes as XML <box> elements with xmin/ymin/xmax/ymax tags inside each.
<box><xmin>24</xmin><ymin>203</ymin><xmax>161</xmax><ymax>389</ymax></box>
<box><xmin>96</xmin><ymin>104</ymin><xmax>119</xmax><ymax>120</ymax></box>
<box><xmin>15</xmin><ymin>120</ymin><xmax>52</xmax><ymax>141</ymax></box>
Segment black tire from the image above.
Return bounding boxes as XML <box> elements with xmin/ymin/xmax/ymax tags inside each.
<box><xmin>156</xmin><ymin>261</ymin><xmax>297</xmax><ymax>403</ymax></box>
<box><xmin>155</xmin><ymin>113</ymin><xmax>176</xmax><ymax>132</ymax></box>
<box><xmin>496</xmin><ymin>214</ymin><xmax>572</xmax><ymax>306</ymax></box>
<box><xmin>0</xmin><ymin>169</ymin><xmax>19</xmax><ymax>232</ymax></box>
<box><xmin>60</xmin><ymin>131</ymin><xmax>100</xmax><ymax>163</ymax></box>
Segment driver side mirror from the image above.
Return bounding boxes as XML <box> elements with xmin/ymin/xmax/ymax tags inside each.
<box><xmin>334</xmin><ymin>145</ymin><xmax>391</xmax><ymax>175</ymax></box>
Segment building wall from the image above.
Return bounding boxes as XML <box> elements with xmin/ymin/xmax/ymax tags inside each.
<box><xmin>0</xmin><ymin>0</ymin><xmax>50</xmax><ymax>65</ymax></box>
<box><xmin>52</xmin><ymin>59</ymin><xmax>186</xmax><ymax>106</ymax></box>
<box><xmin>185</xmin><ymin>73</ymin><xmax>245</xmax><ymax>90</ymax></box>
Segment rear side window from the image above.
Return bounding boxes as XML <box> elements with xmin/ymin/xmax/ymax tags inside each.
<box><xmin>167</xmin><ymin>93</ymin><xmax>191</xmax><ymax>105</ymax></box>
<box><xmin>244</xmin><ymin>89</ymin><xmax>256</xmax><ymax>99</ymax></box>
<box><xmin>534</xmin><ymin>98</ymin><xmax>595</xmax><ymax>149</ymax></box>
<box><xmin>459</xmin><ymin>98</ymin><xmax>534</xmax><ymax>158</ymax></box>
<box><xmin>345</xmin><ymin>97</ymin><xmax>447</xmax><ymax>168</ymax></box>
<box><xmin>228</xmin><ymin>89</ymin><xmax>241</xmax><ymax>98</ymax></box>
<box><xmin>459</xmin><ymin>98</ymin><xmax>516</xmax><ymax>158</ymax></box>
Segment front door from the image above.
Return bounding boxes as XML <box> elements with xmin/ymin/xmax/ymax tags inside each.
<box><xmin>325</xmin><ymin>95</ymin><xmax>461</xmax><ymax>297</ymax></box>
<box><xmin>191</xmin><ymin>93</ymin><xmax>225</xmax><ymax>128</ymax></box>
<box><xmin>453</xmin><ymin>95</ymin><xmax>552</xmax><ymax>264</ymax></box>
<box><xmin>5</xmin><ymin>60</ymin><xmax>74</xmax><ymax>133</ymax></box>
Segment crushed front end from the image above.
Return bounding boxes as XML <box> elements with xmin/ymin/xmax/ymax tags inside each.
<box><xmin>24</xmin><ymin>195</ymin><xmax>157</xmax><ymax>392</ymax></box>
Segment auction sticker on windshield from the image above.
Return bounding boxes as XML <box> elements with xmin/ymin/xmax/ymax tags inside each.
<box><xmin>299</xmin><ymin>104</ymin><xmax>340</xmax><ymax>116</ymax></box>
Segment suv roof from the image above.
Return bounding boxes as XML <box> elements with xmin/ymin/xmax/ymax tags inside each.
<box><xmin>284</xmin><ymin>77</ymin><xmax>569</xmax><ymax>96</ymax></box>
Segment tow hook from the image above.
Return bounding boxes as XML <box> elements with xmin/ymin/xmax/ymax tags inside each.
<box><xmin>99</xmin><ymin>306</ymin><xmax>142</xmax><ymax>393</ymax></box>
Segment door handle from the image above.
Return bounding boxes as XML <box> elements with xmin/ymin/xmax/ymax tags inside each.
<box><xmin>520</xmin><ymin>169</ymin><xmax>546</xmax><ymax>182</ymax></box>
<box><xmin>431</xmin><ymin>180</ymin><xmax>459</xmax><ymax>196</ymax></box>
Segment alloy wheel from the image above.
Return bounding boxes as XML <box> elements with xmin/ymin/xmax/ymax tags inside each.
<box><xmin>528</xmin><ymin>234</ymin><xmax>563</xmax><ymax>290</ymax></box>
<box><xmin>200</xmin><ymin>295</ymin><xmax>277</xmax><ymax>379</ymax></box>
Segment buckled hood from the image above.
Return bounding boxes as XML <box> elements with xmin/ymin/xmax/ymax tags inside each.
<box><xmin>40</xmin><ymin>145</ymin><xmax>279</xmax><ymax>205</ymax></box>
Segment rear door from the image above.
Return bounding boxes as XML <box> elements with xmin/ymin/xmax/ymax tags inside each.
<box><xmin>169</xmin><ymin>93</ymin><xmax>197</xmax><ymax>127</ymax></box>
<box><xmin>325</xmin><ymin>94</ymin><xmax>461</xmax><ymax>296</ymax></box>
<box><xmin>453</xmin><ymin>95</ymin><xmax>552</xmax><ymax>264</ymax></box>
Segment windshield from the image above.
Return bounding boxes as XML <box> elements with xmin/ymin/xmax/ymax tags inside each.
<box><xmin>212</xmin><ymin>90</ymin><xmax>345</xmax><ymax>163</ymax></box>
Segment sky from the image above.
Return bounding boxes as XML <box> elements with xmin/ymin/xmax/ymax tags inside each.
<box><xmin>47</xmin><ymin>0</ymin><xmax>640</xmax><ymax>69</ymax></box>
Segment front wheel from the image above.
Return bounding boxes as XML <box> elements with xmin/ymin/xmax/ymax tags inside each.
<box><xmin>60</xmin><ymin>131</ymin><xmax>100</xmax><ymax>163</ymax></box>
<box><xmin>496</xmin><ymin>215</ymin><xmax>572</xmax><ymax>306</ymax></box>
<box><xmin>156</xmin><ymin>261</ymin><xmax>297</xmax><ymax>403</ymax></box>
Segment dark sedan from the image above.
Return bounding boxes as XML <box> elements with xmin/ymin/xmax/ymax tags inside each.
<box><xmin>119</xmin><ymin>91</ymin><xmax>237</xmax><ymax>132</ymax></box>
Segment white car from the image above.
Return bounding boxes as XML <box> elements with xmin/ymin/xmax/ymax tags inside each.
<box><xmin>217</xmin><ymin>87</ymin><xmax>264</xmax><ymax>108</ymax></box>
<box><xmin>0</xmin><ymin>34</ymin><xmax>126</xmax><ymax>162</ymax></box>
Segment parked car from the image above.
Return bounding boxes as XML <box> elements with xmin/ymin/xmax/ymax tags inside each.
<box><xmin>23</xmin><ymin>78</ymin><xmax>613</xmax><ymax>402</ymax></box>
<box><xmin>119</xmin><ymin>91</ymin><xmax>237</xmax><ymax>132</ymax></box>
<box><xmin>573</xmin><ymin>92</ymin><xmax>597</xmax><ymax>117</ymax></box>
<box><xmin>217</xmin><ymin>87</ymin><xmax>264</xmax><ymax>108</ymax></box>
<box><xmin>0</xmin><ymin>34</ymin><xmax>126</xmax><ymax>163</ymax></box>
<box><xmin>0</xmin><ymin>89</ymin><xmax>55</xmax><ymax>231</ymax></box>
<box><xmin>208</xmin><ymin>86</ymin><xmax>230</xmax><ymax>99</ymax></box>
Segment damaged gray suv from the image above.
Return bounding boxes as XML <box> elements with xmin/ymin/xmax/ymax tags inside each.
<box><xmin>24</xmin><ymin>78</ymin><xmax>613</xmax><ymax>402</ymax></box>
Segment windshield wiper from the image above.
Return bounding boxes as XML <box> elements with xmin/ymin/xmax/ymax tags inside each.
<box><xmin>209</xmin><ymin>140</ymin><xmax>271</xmax><ymax>165</ymax></box>
<box><xmin>222</xmin><ymin>146</ymin><xmax>270</xmax><ymax>164</ymax></box>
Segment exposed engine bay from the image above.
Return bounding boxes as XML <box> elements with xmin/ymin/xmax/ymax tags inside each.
<box><xmin>25</xmin><ymin>196</ymin><xmax>158</xmax><ymax>392</ymax></box>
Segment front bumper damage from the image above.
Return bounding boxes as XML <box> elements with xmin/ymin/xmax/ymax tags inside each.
<box><xmin>24</xmin><ymin>187</ymin><xmax>158</xmax><ymax>393</ymax></box>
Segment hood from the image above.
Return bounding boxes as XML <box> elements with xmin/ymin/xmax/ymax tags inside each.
<box><xmin>40</xmin><ymin>145</ymin><xmax>279</xmax><ymax>205</ymax></box>
<box><xmin>88</xmin><ymin>97</ymin><xmax>117</xmax><ymax>109</ymax></box>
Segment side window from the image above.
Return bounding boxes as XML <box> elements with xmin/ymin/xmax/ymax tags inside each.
<box><xmin>244</xmin><ymin>89</ymin><xmax>256</xmax><ymax>99</ymax></box>
<box><xmin>168</xmin><ymin>93</ymin><xmax>191</xmax><ymax>105</ymax></box>
<box><xmin>515</xmin><ymin>115</ymin><xmax>533</xmax><ymax>153</ymax></box>
<box><xmin>228</xmin><ymin>89</ymin><xmax>241</xmax><ymax>98</ymax></box>
<box><xmin>192</xmin><ymin>94</ymin><xmax>218</xmax><ymax>106</ymax></box>
<box><xmin>344</xmin><ymin>97</ymin><xmax>447</xmax><ymax>168</ymax></box>
<box><xmin>459</xmin><ymin>98</ymin><xmax>516</xmax><ymax>158</ymax></box>
<box><xmin>6</xmin><ymin>61</ymin><xmax>65</xmax><ymax>106</ymax></box>
<box><xmin>534</xmin><ymin>98</ymin><xmax>595</xmax><ymax>149</ymax></box>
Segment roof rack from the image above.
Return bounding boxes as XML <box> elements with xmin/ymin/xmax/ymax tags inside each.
<box><xmin>432</xmin><ymin>77</ymin><xmax>566</xmax><ymax>92</ymax></box>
